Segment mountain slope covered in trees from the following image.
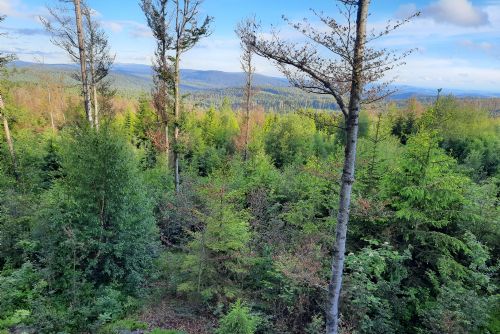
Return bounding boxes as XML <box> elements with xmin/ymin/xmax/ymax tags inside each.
<box><xmin>0</xmin><ymin>1</ymin><xmax>499</xmax><ymax>334</ymax></box>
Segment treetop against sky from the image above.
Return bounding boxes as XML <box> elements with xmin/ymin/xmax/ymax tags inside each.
<box><xmin>0</xmin><ymin>0</ymin><xmax>499</xmax><ymax>90</ymax></box>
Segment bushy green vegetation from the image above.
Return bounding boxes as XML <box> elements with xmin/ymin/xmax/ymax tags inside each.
<box><xmin>0</xmin><ymin>83</ymin><xmax>498</xmax><ymax>333</ymax></box>
<box><xmin>216</xmin><ymin>300</ymin><xmax>260</xmax><ymax>334</ymax></box>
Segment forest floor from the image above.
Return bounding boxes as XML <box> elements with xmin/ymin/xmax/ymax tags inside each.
<box><xmin>139</xmin><ymin>298</ymin><xmax>217</xmax><ymax>334</ymax></box>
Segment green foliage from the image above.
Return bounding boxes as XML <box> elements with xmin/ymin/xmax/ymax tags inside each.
<box><xmin>133</xmin><ymin>97</ymin><xmax>158</xmax><ymax>146</ymax></box>
<box><xmin>335</xmin><ymin>110</ymin><xmax>370</xmax><ymax>145</ymax></box>
<box><xmin>31</xmin><ymin>126</ymin><xmax>159</xmax><ymax>331</ymax></box>
<box><xmin>305</xmin><ymin>314</ymin><xmax>325</xmax><ymax>334</ymax></box>
<box><xmin>343</xmin><ymin>243</ymin><xmax>410</xmax><ymax>334</ymax></box>
<box><xmin>99</xmin><ymin>318</ymin><xmax>148</xmax><ymax>334</ymax></box>
<box><xmin>184</xmin><ymin>101</ymin><xmax>240</xmax><ymax>176</ymax></box>
<box><xmin>0</xmin><ymin>86</ymin><xmax>498</xmax><ymax>334</ymax></box>
<box><xmin>420</xmin><ymin>282</ymin><xmax>493</xmax><ymax>334</ymax></box>
<box><xmin>385</xmin><ymin>131</ymin><xmax>467</xmax><ymax>230</ymax></box>
<box><xmin>262</xmin><ymin>113</ymin><xmax>320</xmax><ymax>168</ymax></box>
<box><xmin>177</xmin><ymin>187</ymin><xmax>251</xmax><ymax>302</ymax></box>
<box><xmin>391</xmin><ymin>112</ymin><xmax>418</xmax><ymax>145</ymax></box>
<box><xmin>0</xmin><ymin>309</ymin><xmax>30</xmax><ymax>330</ymax></box>
<box><xmin>0</xmin><ymin>263</ymin><xmax>44</xmax><ymax>330</ymax></box>
<box><xmin>149</xmin><ymin>329</ymin><xmax>187</xmax><ymax>334</ymax></box>
<box><xmin>216</xmin><ymin>300</ymin><xmax>260</xmax><ymax>334</ymax></box>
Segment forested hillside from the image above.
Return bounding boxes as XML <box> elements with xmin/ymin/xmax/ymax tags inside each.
<box><xmin>0</xmin><ymin>1</ymin><xmax>499</xmax><ymax>334</ymax></box>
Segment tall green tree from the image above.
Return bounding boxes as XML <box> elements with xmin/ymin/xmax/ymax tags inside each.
<box><xmin>34</xmin><ymin>126</ymin><xmax>159</xmax><ymax>330</ymax></box>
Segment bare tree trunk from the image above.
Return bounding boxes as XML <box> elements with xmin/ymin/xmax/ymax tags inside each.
<box><xmin>243</xmin><ymin>56</ymin><xmax>252</xmax><ymax>161</ymax></box>
<box><xmin>93</xmin><ymin>83</ymin><xmax>99</xmax><ymax>129</ymax></box>
<box><xmin>165</xmin><ymin>122</ymin><xmax>170</xmax><ymax>167</ymax></box>
<box><xmin>173</xmin><ymin>51</ymin><xmax>181</xmax><ymax>193</ymax></box>
<box><xmin>0</xmin><ymin>94</ymin><xmax>19</xmax><ymax>180</ymax></box>
<box><xmin>90</xmin><ymin>56</ymin><xmax>99</xmax><ymax>129</ymax></box>
<box><xmin>366</xmin><ymin>112</ymin><xmax>382</xmax><ymax>190</ymax></box>
<box><xmin>327</xmin><ymin>1</ymin><xmax>370</xmax><ymax>334</ymax></box>
<box><xmin>73</xmin><ymin>0</ymin><xmax>92</xmax><ymax>125</ymax></box>
<box><xmin>48</xmin><ymin>89</ymin><xmax>56</xmax><ymax>132</ymax></box>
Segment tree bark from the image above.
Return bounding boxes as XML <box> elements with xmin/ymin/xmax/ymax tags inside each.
<box><xmin>48</xmin><ymin>88</ymin><xmax>56</xmax><ymax>132</ymax></box>
<box><xmin>165</xmin><ymin>122</ymin><xmax>170</xmax><ymax>167</ymax></box>
<box><xmin>93</xmin><ymin>83</ymin><xmax>99</xmax><ymax>129</ymax></box>
<box><xmin>89</xmin><ymin>54</ymin><xmax>99</xmax><ymax>129</ymax></box>
<box><xmin>0</xmin><ymin>94</ymin><xmax>19</xmax><ymax>180</ymax></box>
<box><xmin>326</xmin><ymin>1</ymin><xmax>370</xmax><ymax>334</ymax></box>
<box><xmin>243</xmin><ymin>53</ymin><xmax>252</xmax><ymax>161</ymax></box>
<box><xmin>173</xmin><ymin>51</ymin><xmax>180</xmax><ymax>192</ymax></box>
<box><xmin>73</xmin><ymin>0</ymin><xmax>92</xmax><ymax>125</ymax></box>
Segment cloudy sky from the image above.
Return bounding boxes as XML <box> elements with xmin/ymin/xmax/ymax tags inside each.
<box><xmin>1</xmin><ymin>0</ymin><xmax>499</xmax><ymax>91</ymax></box>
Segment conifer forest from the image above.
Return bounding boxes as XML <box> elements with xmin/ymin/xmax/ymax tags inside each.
<box><xmin>0</xmin><ymin>0</ymin><xmax>499</xmax><ymax>333</ymax></box>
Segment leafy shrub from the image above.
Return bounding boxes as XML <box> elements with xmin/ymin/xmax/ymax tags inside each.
<box><xmin>305</xmin><ymin>314</ymin><xmax>325</xmax><ymax>334</ymax></box>
<box><xmin>99</xmin><ymin>318</ymin><xmax>148</xmax><ymax>334</ymax></box>
<box><xmin>0</xmin><ymin>262</ymin><xmax>46</xmax><ymax>331</ymax></box>
<box><xmin>216</xmin><ymin>300</ymin><xmax>260</xmax><ymax>334</ymax></box>
<box><xmin>149</xmin><ymin>329</ymin><xmax>186</xmax><ymax>334</ymax></box>
<box><xmin>263</xmin><ymin>114</ymin><xmax>317</xmax><ymax>168</ymax></box>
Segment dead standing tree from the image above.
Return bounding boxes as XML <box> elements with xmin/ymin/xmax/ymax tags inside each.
<box><xmin>236</xmin><ymin>17</ymin><xmax>257</xmax><ymax>161</ymax></box>
<box><xmin>82</xmin><ymin>7</ymin><xmax>115</xmax><ymax>129</ymax></box>
<box><xmin>0</xmin><ymin>15</ymin><xmax>15</xmax><ymax>68</ymax></box>
<box><xmin>240</xmin><ymin>1</ymin><xmax>417</xmax><ymax>333</ymax></box>
<box><xmin>0</xmin><ymin>15</ymin><xmax>19</xmax><ymax>180</ymax></box>
<box><xmin>41</xmin><ymin>0</ymin><xmax>114</xmax><ymax>128</ymax></box>
<box><xmin>141</xmin><ymin>0</ymin><xmax>212</xmax><ymax>192</ymax></box>
<box><xmin>141</xmin><ymin>0</ymin><xmax>175</xmax><ymax>168</ymax></box>
<box><xmin>0</xmin><ymin>94</ymin><xmax>18</xmax><ymax>180</ymax></box>
<box><xmin>73</xmin><ymin>0</ymin><xmax>92</xmax><ymax>124</ymax></box>
<box><xmin>172</xmin><ymin>0</ymin><xmax>211</xmax><ymax>192</ymax></box>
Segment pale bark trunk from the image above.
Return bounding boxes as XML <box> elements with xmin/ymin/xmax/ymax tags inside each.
<box><xmin>48</xmin><ymin>89</ymin><xmax>55</xmax><ymax>132</ymax></box>
<box><xmin>90</xmin><ymin>56</ymin><xmax>99</xmax><ymax>129</ymax></box>
<box><xmin>243</xmin><ymin>56</ymin><xmax>252</xmax><ymax>161</ymax></box>
<box><xmin>173</xmin><ymin>52</ymin><xmax>180</xmax><ymax>192</ymax></box>
<box><xmin>165</xmin><ymin>122</ymin><xmax>170</xmax><ymax>167</ymax></box>
<box><xmin>73</xmin><ymin>0</ymin><xmax>92</xmax><ymax>125</ymax></box>
<box><xmin>326</xmin><ymin>1</ymin><xmax>370</xmax><ymax>334</ymax></box>
<box><xmin>0</xmin><ymin>94</ymin><xmax>19</xmax><ymax>180</ymax></box>
<box><xmin>93</xmin><ymin>83</ymin><xmax>99</xmax><ymax>129</ymax></box>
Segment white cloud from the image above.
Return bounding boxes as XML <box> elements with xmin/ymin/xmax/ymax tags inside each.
<box><xmin>392</xmin><ymin>56</ymin><xmax>500</xmax><ymax>91</ymax></box>
<box><xmin>395</xmin><ymin>3</ymin><xmax>418</xmax><ymax>19</ymax></box>
<box><xmin>0</xmin><ymin>0</ymin><xmax>19</xmax><ymax>16</ymax></box>
<box><xmin>100</xmin><ymin>19</ymin><xmax>151</xmax><ymax>38</ymax></box>
<box><xmin>180</xmin><ymin>37</ymin><xmax>281</xmax><ymax>76</ymax></box>
<box><xmin>423</xmin><ymin>0</ymin><xmax>489</xmax><ymax>27</ymax></box>
<box><xmin>103</xmin><ymin>21</ymin><xmax>124</xmax><ymax>33</ymax></box>
<box><xmin>459</xmin><ymin>39</ymin><xmax>493</xmax><ymax>51</ymax></box>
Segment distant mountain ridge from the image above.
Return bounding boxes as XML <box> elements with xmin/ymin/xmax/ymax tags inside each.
<box><xmin>9</xmin><ymin>60</ymin><xmax>500</xmax><ymax>99</ymax></box>
<box><xmin>11</xmin><ymin>61</ymin><xmax>289</xmax><ymax>91</ymax></box>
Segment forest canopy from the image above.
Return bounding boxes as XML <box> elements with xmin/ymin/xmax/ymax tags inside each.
<box><xmin>0</xmin><ymin>1</ymin><xmax>499</xmax><ymax>334</ymax></box>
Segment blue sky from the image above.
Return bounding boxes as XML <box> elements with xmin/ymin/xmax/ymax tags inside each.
<box><xmin>1</xmin><ymin>0</ymin><xmax>500</xmax><ymax>91</ymax></box>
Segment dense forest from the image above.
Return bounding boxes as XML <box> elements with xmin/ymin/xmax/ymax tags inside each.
<box><xmin>1</xmin><ymin>0</ymin><xmax>499</xmax><ymax>334</ymax></box>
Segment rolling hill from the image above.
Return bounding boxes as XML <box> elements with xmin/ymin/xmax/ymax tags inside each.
<box><xmin>7</xmin><ymin>61</ymin><xmax>500</xmax><ymax>110</ymax></box>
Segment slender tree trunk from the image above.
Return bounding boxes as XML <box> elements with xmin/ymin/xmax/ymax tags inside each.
<box><xmin>93</xmin><ymin>83</ymin><xmax>99</xmax><ymax>129</ymax></box>
<box><xmin>48</xmin><ymin>88</ymin><xmax>56</xmax><ymax>132</ymax></box>
<box><xmin>173</xmin><ymin>51</ymin><xmax>181</xmax><ymax>193</ymax></box>
<box><xmin>0</xmin><ymin>94</ymin><xmax>19</xmax><ymax>180</ymax></box>
<box><xmin>367</xmin><ymin>112</ymin><xmax>382</xmax><ymax>189</ymax></box>
<box><xmin>165</xmin><ymin>122</ymin><xmax>170</xmax><ymax>167</ymax></box>
<box><xmin>327</xmin><ymin>1</ymin><xmax>370</xmax><ymax>334</ymax></box>
<box><xmin>90</xmin><ymin>58</ymin><xmax>99</xmax><ymax>129</ymax></box>
<box><xmin>73</xmin><ymin>0</ymin><xmax>92</xmax><ymax>125</ymax></box>
<box><xmin>243</xmin><ymin>57</ymin><xmax>252</xmax><ymax>161</ymax></box>
<box><xmin>60</xmin><ymin>86</ymin><xmax>67</xmax><ymax>123</ymax></box>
